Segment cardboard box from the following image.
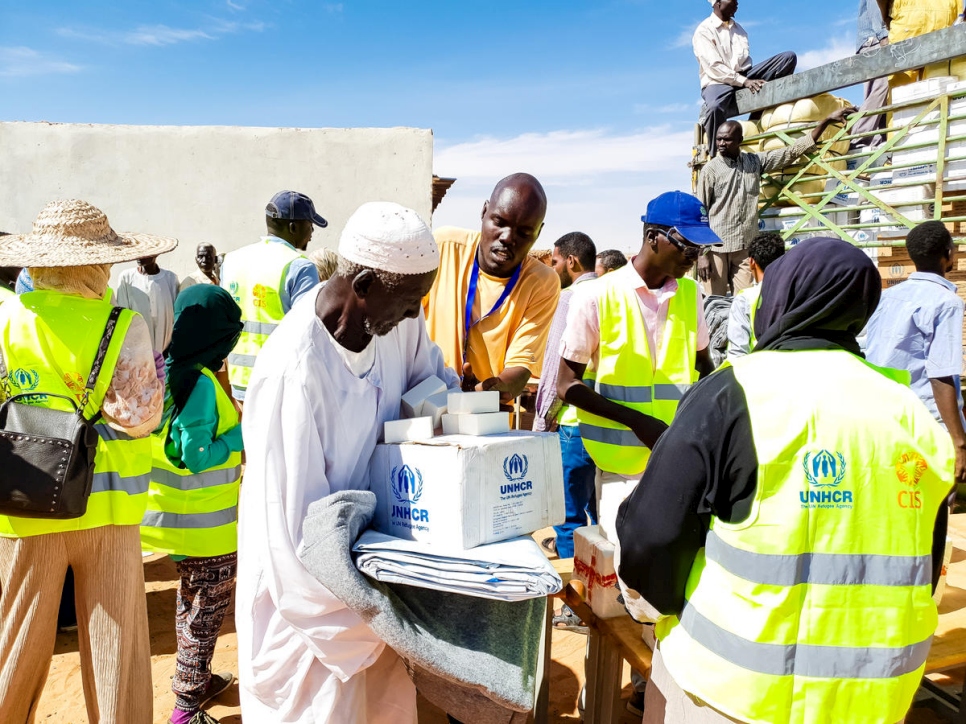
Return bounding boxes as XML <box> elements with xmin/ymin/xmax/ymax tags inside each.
<box><xmin>370</xmin><ymin>431</ymin><xmax>566</xmax><ymax>549</ymax></box>
<box><xmin>573</xmin><ymin>525</ymin><xmax>625</xmax><ymax>619</ymax></box>
<box><xmin>596</xmin><ymin>470</ymin><xmax>639</xmax><ymax>544</ymax></box>
<box><xmin>934</xmin><ymin>536</ymin><xmax>954</xmax><ymax>605</ymax></box>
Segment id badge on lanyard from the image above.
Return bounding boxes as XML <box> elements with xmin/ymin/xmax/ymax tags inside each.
<box><xmin>462</xmin><ymin>254</ymin><xmax>521</xmax><ymax>363</ymax></box>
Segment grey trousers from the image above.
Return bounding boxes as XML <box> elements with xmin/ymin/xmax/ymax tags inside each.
<box><xmin>702</xmin><ymin>51</ymin><xmax>798</xmax><ymax>156</ymax></box>
<box><xmin>851</xmin><ymin>39</ymin><xmax>891</xmax><ymax>150</ymax></box>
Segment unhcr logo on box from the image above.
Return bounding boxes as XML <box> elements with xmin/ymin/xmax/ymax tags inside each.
<box><xmin>501</xmin><ymin>454</ymin><xmax>533</xmax><ymax>498</ymax></box>
<box><xmin>390</xmin><ymin>465</ymin><xmax>430</xmax><ymax>530</ymax></box>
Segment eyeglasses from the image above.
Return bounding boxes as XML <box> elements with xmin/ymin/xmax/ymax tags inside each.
<box><xmin>659</xmin><ymin>227</ymin><xmax>702</xmax><ymax>260</ymax></box>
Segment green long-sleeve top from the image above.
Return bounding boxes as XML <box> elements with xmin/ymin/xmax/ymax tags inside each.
<box><xmin>165</xmin><ymin>373</ymin><xmax>244</xmax><ymax>474</ymax></box>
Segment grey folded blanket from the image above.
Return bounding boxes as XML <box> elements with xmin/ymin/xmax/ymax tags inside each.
<box><xmin>298</xmin><ymin>490</ymin><xmax>544</xmax><ymax>721</ymax></box>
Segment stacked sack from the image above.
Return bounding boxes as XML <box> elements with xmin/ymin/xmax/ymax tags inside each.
<box><xmin>756</xmin><ymin>93</ymin><xmax>852</xmax><ymax>205</ymax></box>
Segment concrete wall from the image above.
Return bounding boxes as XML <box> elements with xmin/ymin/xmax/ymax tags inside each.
<box><xmin>0</xmin><ymin>122</ymin><xmax>434</xmax><ymax>279</ymax></box>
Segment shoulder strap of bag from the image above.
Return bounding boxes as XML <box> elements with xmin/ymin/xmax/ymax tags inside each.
<box><xmin>78</xmin><ymin>307</ymin><xmax>124</xmax><ymax>419</ymax></box>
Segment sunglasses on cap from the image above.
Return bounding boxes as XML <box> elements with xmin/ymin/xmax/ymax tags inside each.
<box><xmin>658</xmin><ymin>227</ymin><xmax>702</xmax><ymax>260</ymax></box>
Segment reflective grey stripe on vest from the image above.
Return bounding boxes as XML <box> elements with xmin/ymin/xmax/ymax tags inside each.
<box><xmin>705</xmin><ymin>531</ymin><xmax>933</xmax><ymax>588</ymax></box>
<box><xmin>597</xmin><ymin>383</ymin><xmax>652</xmax><ymax>403</ymax></box>
<box><xmin>152</xmin><ymin>465</ymin><xmax>242</xmax><ymax>491</ymax></box>
<box><xmin>94</xmin><ymin>424</ymin><xmax>135</xmax><ymax>442</ymax></box>
<box><xmin>90</xmin><ymin>471</ymin><xmax>150</xmax><ymax>496</ymax></box>
<box><xmin>654</xmin><ymin>383</ymin><xmax>691</xmax><ymax>401</ymax></box>
<box><xmin>228</xmin><ymin>353</ymin><xmax>257</xmax><ymax>368</ymax></box>
<box><xmin>242</xmin><ymin>320</ymin><xmax>278</xmax><ymax>335</ymax></box>
<box><xmin>141</xmin><ymin>506</ymin><xmax>237</xmax><ymax>530</ymax></box>
<box><xmin>678</xmin><ymin>603</ymin><xmax>932</xmax><ymax>679</ymax></box>
<box><xmin>578</xmin><ymin>424</ymin><xmax>647</xmax><ymax>447</ymax></box>
<box><xmin>596</xmin><ymin>383</ymin><xmax>691</xmax><ymax>403</ymax></box>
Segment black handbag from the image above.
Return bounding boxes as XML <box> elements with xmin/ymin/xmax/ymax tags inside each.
<box><xmin>0</xmin><ymin>307</ymin><xmax>123</xmax><ymax>520</ymax></box>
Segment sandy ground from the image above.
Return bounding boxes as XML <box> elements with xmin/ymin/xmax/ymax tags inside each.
<box><xmin>32</xmin><ymin>552</ymin><xmax>964</xmax><ymax>723</ymax></box>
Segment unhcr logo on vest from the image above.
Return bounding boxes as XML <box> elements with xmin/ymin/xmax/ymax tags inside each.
<box><xmin>800</xmin><ymin>450</ymin><xmax>854</xmax><ymax>509</ymax></box>
<box><xmin>10</xmin><ymin>368</ymin><xmax>39</xmax><ymax>392</ymax></box>
<box><xmin>501</xmin><ymin>454</ymin><xmax>533</xmax><ymax>499</ymax></box>
<box><xmin>389</xmin><ymin>465</ymin><xmax>429</xmax><ymax>530</ymax></box>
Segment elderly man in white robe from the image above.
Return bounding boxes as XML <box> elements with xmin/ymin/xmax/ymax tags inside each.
<box><xmin>235</xmin><ymin>201</ymin><xmax>459</xmax><ymax>723</ymax></box>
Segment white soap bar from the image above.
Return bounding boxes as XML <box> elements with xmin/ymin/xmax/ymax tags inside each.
<box><xmin>422</xmin><ymin>390</ymin><xmax>449</xmax><ymax>428</ymax></box>
<box><xmin>441</xmin><ymin>412</ymin><xmax>509</xmax><ymax>436</ymax></box>
<box><xmin>384</xmin><ymin>417</ymin><xmax>434</xmax><ymax>444</ymax></box>
<box><xmin>401</xmin><ymin>376</ymin><xmax>447</xmax><ymax>418</ymax></box>
<box><xmin>447</xmin><ymin>390</ymin><xmax>500</xmax><ymax>415</ymax></box>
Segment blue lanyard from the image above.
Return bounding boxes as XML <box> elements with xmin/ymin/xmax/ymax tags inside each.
<box><xmin>463</xmin><ymin>254</ymin><xmax>522</xmax><ymax>359</ymax></box>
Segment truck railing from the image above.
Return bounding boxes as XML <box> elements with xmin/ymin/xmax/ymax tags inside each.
<box><xmin>693</xmin><ymin>83</ymin><xmax>966</xmax><ymax>248</ymax></box>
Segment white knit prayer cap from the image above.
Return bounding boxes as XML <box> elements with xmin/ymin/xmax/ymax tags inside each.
<box><xmin>338</xmin><ymin>202</ymin><xmax>439</xmax><ymax>275</ymax></box>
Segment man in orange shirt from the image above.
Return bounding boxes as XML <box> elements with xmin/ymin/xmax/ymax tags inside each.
<box><xmin>424</xmin><ymin>173</ymin><xmax>560</xmax><ymax>402</ymax></box>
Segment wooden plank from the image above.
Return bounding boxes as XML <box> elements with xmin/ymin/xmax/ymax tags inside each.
<box><xmin>564</xmin><ymin>582</ymin><xmax>653</xmax><ymax>674</ymax></box>
<box><xmin>736</xmin><ymin>25</ymin><xmax>966</xmax><ymax>115</ymax></box>
<box><xmin>927</xmin><ymin>515</ymin><xmax>966</xmax><ymax>673</ymax></box>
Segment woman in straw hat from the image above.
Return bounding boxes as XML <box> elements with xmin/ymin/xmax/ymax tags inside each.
<box><xmin>140</xmin><ymin>284</ymin><xmax>244</xmax><ymax>724</ymax></box>
<box><xmin>0</xmin><ymin>199</ymin><xmax>176</xmax><ymax>723</ymax></box>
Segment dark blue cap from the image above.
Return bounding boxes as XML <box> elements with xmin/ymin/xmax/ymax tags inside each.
<box><xmin>641</xmin><ymin>191</ymin><xmax>721</xmax><ymax>246</ymax></box>
<box><xmin>266</xmin><ymin>191</ymin><xmax>327</xmax><ymax>228</ymax></box>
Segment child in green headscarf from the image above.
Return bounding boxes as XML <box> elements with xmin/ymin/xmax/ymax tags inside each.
<box><xmin>140</xmin><ymin>285</ymin><xmax>244</xmax><ymax>724</ymax></box>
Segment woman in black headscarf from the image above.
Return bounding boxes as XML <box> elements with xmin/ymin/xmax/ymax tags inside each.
<box><xmin>615</xmin><ymin>238</ymin><xmax>953</xmax><ymax>724</ymax></box>
<box><xmin>140</xmin><ymin>284</ymin><xmax>244</xmax><ymax>724</ymax></box>
<box><xmin>753</xmin><ymin>236</ymin><xmax>881</xmax><ymax>354</ymax></box>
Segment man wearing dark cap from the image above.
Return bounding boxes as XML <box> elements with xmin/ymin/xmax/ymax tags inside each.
<box><xmin>558</xmin><ymin>191</ymin><xmax>718</xmax><ymax>479</ymax></box>
<box><xmin>558</xmin><ymin>190</ymin><xmax>719</xmax><ymax>716</ymax></box>
<box><xmin>221</xmin><ymin>191</ymin><xmax>326</xmax><ymax>401</ymax></box>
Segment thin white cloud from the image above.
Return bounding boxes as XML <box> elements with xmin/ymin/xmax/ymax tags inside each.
<box><xmin>57</xmin><ymin>18</ymin><xmax>266</xmax><ymax>47</ymax></box>
<box><xmin>797</xmin><ymin>35</ymin><xmax>854</xmax><ymax>71</ymax></box>
<box><xmin>226</xmin><ymin>0</ymin><xmax>245</xmax><ymax>10</ymax></box>
<box><xmin>432</xmin><ymin>127</ymin><xmax>696</xmax><ymax>248</ymax></box>
<box><xmin>324</xmin><ymin>3</ymin><xmax>344</xmax><ymax>12</ymax></box>
<box><xmin>0</xmin><ymin>46</ymin><xmax>81</xmax><ymax>78</ymax></box>
<box><xmin>436</xmin><ymin>127</ymin><xmax>694</xmax><ymax>184</ymax></box>
<box><xmin>670</xmin><ymin>23</ymin><xmax>699</xmax><ymax>50</ymax></box>
<box><xmin>123</xmin><ymin>25</ymin><xmax>213</xmax><ymax>46</ymax></box>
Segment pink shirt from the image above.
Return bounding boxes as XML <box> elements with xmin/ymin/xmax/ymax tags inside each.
<box><xmin>560</xmin><ymin>261</ymin><xmax>710</xmax><ymax>369</ymax></box>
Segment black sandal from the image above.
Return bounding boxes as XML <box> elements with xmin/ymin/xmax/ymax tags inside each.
<box><xmin>553</xmin><ymin>604</ymin><xmax>588</xmax><ymax>634</ymax></box>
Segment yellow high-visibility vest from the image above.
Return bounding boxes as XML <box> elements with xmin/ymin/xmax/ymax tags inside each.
<box><xmin>576</xmin><ymin>275</ymin><xmax>699</xmax><ymax>475</ymax></box>
<box><xmin>0</xmin><ymin>291</ymin><xmax>150</xmax><ymax>536</ymax></box>
<box><xmin>657</xmin><ymin>350</ymin><xmax>953</xmax><ymax>724</ymax></box>
<box><xmin>140</xmin><ymin>368</ymin><xmax>241</xmax><ymax>557</ymax></box>
<box><xmin>222</xmin><ymin>239</ymin><xmax>305</xmax><ymax>398</ymax></box>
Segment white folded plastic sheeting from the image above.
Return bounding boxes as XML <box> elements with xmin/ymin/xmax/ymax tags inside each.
<box><xmin>353</xmin><ymin>530</ymin><xmax>563</xmax><ymax>602</ymax></box>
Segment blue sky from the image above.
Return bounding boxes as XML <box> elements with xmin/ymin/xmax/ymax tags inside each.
<box><xmin>1</xmin><ymin>0</ymin><xmax>864</xmax><ymax>251</ymax></box>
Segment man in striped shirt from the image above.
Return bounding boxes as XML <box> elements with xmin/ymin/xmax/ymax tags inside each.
<box><xmin>695</xmin><ymin>106</ymin><xmax>854</xmax><ymax>296</ymax></box>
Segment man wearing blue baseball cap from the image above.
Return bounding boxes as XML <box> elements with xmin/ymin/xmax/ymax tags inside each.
<box><xmin>557</xmin><ymin>190</ymin><xmax>719</xmax><ymax>715</ymax></box>
<box><xmin>557</xmin><ymin>190</ymin><xmax>719</xmax><ymax>457</ymax></box>
<box><xmin>221</xmin><ymin>191</ymin><xmax>326</xmax><ymax>401</ymax></box>
<box><xmin>558</xmin><ymin>190</ymin><xmax>720</xmax><ymax>476</ymax></box>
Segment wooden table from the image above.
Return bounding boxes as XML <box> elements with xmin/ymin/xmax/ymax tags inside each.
<box><xmin>921</xmin><ymin>514</ymin><xmax>966</xmax><ymax>721</ymax></box>
<box><xmin>563</xmin><ymin>581</ymin><xmax>653</xmax><ymax>724</ymax></box>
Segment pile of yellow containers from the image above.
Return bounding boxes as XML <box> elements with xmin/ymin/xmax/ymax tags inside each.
<box><xmin>750</xmin><ymin>93</ymin><xmax>853</xmax><ymax>205</ymax></box>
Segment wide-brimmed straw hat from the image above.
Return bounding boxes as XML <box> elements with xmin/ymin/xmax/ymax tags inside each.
<box><xmin>0</xmin><ymin>199</ymin><xmax>178</xmax><ymax>267</ymax></box>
